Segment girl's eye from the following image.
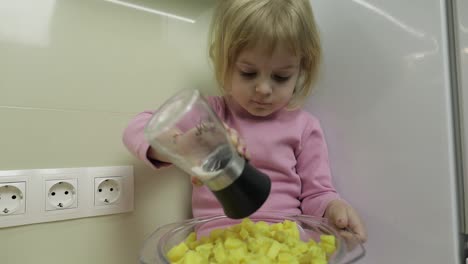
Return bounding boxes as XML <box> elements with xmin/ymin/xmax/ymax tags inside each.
<box><xmin>272</xmin><ymin>75</ymin><xmax>290</xmax><ymax>82</ymax></box>
<box><xmin>240</xmin><ymin>71</ymin><xmax>257</xmax><ymax>78</ymax></box>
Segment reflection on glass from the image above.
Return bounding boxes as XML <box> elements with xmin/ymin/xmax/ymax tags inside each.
<box><xmin>103</xmin><ymin>0</ymin><xmax>196</xmax><ymax>23</ymax></box>
<box><xmin>351</xmin><ymin>0</ymin><xmax>424</xmax><ymax>37</ymax></box>
<box><xmin>351</xmin><ymin>0</ymin><xmax>440</xmax><ymax>62</ymax></box>
<box><xmin>201</xmin><ymin>144</ymin><xmax>232</xmax><ymax>173</ymax></box>
<box><xmin>0</xmin><ymin>0</ymin><xmax>56</xmax><ymax>47</ymax></box>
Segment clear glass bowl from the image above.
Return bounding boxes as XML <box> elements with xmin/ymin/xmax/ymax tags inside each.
<box><xmin>140</xmin><ymin>212</ymin><xmax>366</xmax><ymax>264</ymax></box>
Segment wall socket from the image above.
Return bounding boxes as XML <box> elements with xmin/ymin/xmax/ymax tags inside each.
<box><xmin>46</xmin><ymin>179</ymin><xmax>78</xmax><ymax>210</ymax></box>
<box><xmin>0</xmin><ymin>182</ymin><xmax>26</xmax><ymax>215</ymax></box>
<box><xmin>0</xmin><ymin>166</ymin><xmax>133</xmax><ymax>228</ymax></box>
<box><xmin>95</xmin><ymin>177</ymin><xmax>122</xmax><ymax>206</ymax></box>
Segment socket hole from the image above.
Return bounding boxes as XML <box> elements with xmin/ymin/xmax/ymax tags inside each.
<box><xmin>12</xmin><ymin>195</ymin><xmax>17</xmax><ymax>200</ymax></box>
<box><xmin>65</xmin><ymin>191</ymin><xmax>69</xmax><ymax>195</ymax></box>
<box><xmin>110</xmin><ymin>188</ymin><xmax>114</xmax><ymax>191</ymax></box>
<box><xmin>98</xmin><ymin>189</ymin><xmax>102</xmax><ymax>192</ymax></box>
<box><xmin>51</xmin><ymin>192</ymin><xmax>56</xmax><ymax>196</ymax></box>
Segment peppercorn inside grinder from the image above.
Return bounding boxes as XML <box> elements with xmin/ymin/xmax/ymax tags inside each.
<box><xmin>144</xmin><ymin>89</ymin><xmax>271</xmax><ymax>219</ymax></box>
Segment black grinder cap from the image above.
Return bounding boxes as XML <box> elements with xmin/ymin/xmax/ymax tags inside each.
<box><xmin>212</xmin><ymin>162</ymin><xmax>271</xmax><ymax>219</ymax></box>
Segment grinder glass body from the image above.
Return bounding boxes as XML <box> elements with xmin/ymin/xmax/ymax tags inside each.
<box><xmin>144</xmin><ymin>89</ymin><xmax>271</xmax><ymax>219</ymax></box>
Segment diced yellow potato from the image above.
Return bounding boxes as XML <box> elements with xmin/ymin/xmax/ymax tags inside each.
<box><xmin>319</xmin><ymin>242</ymin><xmax>336</xmax><ymax>255</ymax></box>
<box><xmin>245</xmin><ymin>254</ymin><xmax>270</xmax><ymax>264</ymax></box>
<box><xmin>224</xmin><ymin>230</ymin><xmax>240</xmax><ymax>240</ymax></box>
<box><xmin>271</xmin><ymin>222</ymin><xmax>284</xmax><ymax>231</ymax></box>
<box><xmin>199</xmin><ymin>236</ymin><xmax>210</xmax><ymax>244</ymax></box>
<box><xmin>185</xmin><ymin>232</ymin><xmax>199</xmax><ymax>250</ymax></box>
<box><xmin>224</xmin><ymin>237</ymin><xmax>243</xmax><ymax>249</ymax></box>
<box><xmin>194</xmin><ymin>243</ymin><xmax>213</xmax><ymax>259</ymax></box>
<box><xmin>273</xmin><ymin>230</ymin><xmax>287</xmax><ymax>242</ymax></box>
<box><xmin>280</xmin><ymin>261</ymin><xmax>299</xmax><ymax>264</ymax></box>
<box><xmin>258</xmin><ymin>242</ymin><xmax>272</xmax><ymax>255</ymax></box>
<box><xmin>309</xmin><ymin>246</ymin><xmax>325</xmax><ymax>258</ymax></box>
<box><xmin>286</xmin><ymin>226</ymin><xmax>300</xmax><ymax>239</ymax></box>
<box><xmin>209</xmin><ymin>229</ymin><xmax>223</xmax><ymax>240</ymax></box>
<box><xmin>213</xmin><ymin>242</ymin><xmax>226</xmax><ymax>262</ymax></box>
<box><xmin>195</xmin><ymin>243</ymin><xmax>213</xmax><ymax>252</ymax></box>
<box><xmin>186</xmin><ymin>232</ymin><xmax>197</xmax><ymax>243</ymax></box>
<box><xmin>255</xmin><ymin>221</ymin><xmax>270</xmax><ymax>233</ymax></box>
<box><xmin>167</xmin><ymin>242</ymin><xmax>189</xmax><ymax>262</ymax></box>
<box><xmin>267</xmin><ymin>240</ymin><xmax>281</xmax><ymax>259</ymax></box>
<box><xmin>182</xmin><ymin>251</ymin><xmax>203</xmax><ymax>264</ymax></box>
<box><xmin>278</xmin><ymin>252</ymin><xmax>294</xmax><ymax>262</ymax></box>
<box><xmin>293</xmin><ymin>242</ymin><xmax>309</xmax><ymax>255</ymax></box>
<box><xmin>230</xmin><ymin>247</ymin><xmax>247</xmax><ymax>262</ymax></box>
<box><xmin>241</xmin><ymin>218</ymin><xmax>254</xmax><ymax>227</ymax></box>
<box><xmin>228</xmin><ymin>223</ymin><xmax>241</xmax><ymax>233</ymax></box>
<box><xmin>188</xmin><ymin>242</ymin><xmax>200</xmax><ymax>251</ymax></box>
<box><xmin>320</xmin><ymin>235</ymin><xmax>335</xmax><ymax>246</ymax></box>
<box><xmin>307</xmin><ymin>239</ymin><xmax>318</xmax><ymax>247</ymax></box>
<box><xmin>239</xmin><ymin>227</ymin><xmax>249</xmax><ymax>239</ymax></box>
<box><xmin>285</xmin><ymin>236</ymin><xmax>298</xmax><ymax>247</ymax></box>
<box><xmin>310</xmin><ymin>258</ymin><xmax>327</xmax><ymax>264</ymax></box>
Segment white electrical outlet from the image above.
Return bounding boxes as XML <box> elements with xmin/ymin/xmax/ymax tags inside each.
<box><xmin>95</xmin><ymin>177</ymin><xmax>122</xmax><ymax>206</ymax></box>
<box><xmin>45</xmin><ymin>179</ymin><xmax>78</xmax><ymax>210</ymax></box>
<box><xmin>0</xmin><ymin>182</ymin><xmax>26</xmax><ymax>216</ymax></box>
<box><xmin>0</xmin><ymin>166</ymin><xmax>133</xmax><ymax>228</ymax></box>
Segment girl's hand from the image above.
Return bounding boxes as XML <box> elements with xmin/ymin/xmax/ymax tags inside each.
<box><xmin>324</xmin><ymin>199</ymin><xmax>367</xmax><ymax>246</ymax></box>
<box><xmin>191</xmin><ymin>123</ymin><xmax>249</xmax><ymax>186</ymax></box>
<box><xmin>223</xmin><ymin>122</ymin><xmax>250</xmax><ymax>160</ymax></box>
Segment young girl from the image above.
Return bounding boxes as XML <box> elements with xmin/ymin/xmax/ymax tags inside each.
<box><xmin>123</xmin><ymin>0</ymin><xmax>367</xmax><ymax>242</ymax></box>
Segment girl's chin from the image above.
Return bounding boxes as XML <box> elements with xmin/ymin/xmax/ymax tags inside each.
<box><xmin>246</xmin><ymin>107</ymin><xmax>275</xmax><ymax>117</ymax></box>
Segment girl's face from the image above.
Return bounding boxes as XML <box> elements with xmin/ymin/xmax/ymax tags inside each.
<box><xmin>228</xmin><ymin>44</ymin><xmax>301</xmax><ymax>117</ymax></box>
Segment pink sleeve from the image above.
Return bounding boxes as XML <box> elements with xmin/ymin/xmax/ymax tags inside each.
<box><xmin>297</xmin><ymin>117</ymin><xmax>343</xmax><ymax>217</ymax></box>
<box><xmin>122</xmin><ymin>111</ymin><xmax>171</xmax><ymax>169</ymax></box>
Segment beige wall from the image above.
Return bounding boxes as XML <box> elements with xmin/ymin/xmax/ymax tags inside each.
<box><xmin>0</xmin><ymin>0</ymin><xmax>215</xmax><ymax>263</ymax></box>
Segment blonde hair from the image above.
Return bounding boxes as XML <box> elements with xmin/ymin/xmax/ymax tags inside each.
<box><xmin>209</xmin><ymin>0</ymin><xmax>322</xmax><ymax>109</ymax></box>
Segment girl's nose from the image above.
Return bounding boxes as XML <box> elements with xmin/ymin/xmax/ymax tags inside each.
<box><xmin>255</xmin><ymin>80</ymin><xmax>272</xmax><ymax>95</ymax></box>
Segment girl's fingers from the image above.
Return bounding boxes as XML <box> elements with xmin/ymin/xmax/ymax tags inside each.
<box><xmin>244</xmin><ymin>147</ymin><xmax>251</xmax><ymax>160</ymax></box>
<box><xmin>229</xmin><ymin>131</ymin><xmax>239</xmax><ymax>146</ymax></box>
<box><xmin>237</xmin><ymin>144</ymin><xmax>250</xmax><ymax>160</ymax></box>
<box><xmin>326</xmin><ymin>201</ymin><xmax>349</xmax><ymax>229</ymax></box>
<box><xmin>224</xmin><ymin>124</ymin><xmax>250</xmax><ymax>160</ymax></box>
<box><xmin>191</xmin><ymin>176</ymin><xmax>203</xmax><ymax>186</ymax></box>
<box><xmin>334</xmin><ymin>208</ymin><xmax>349</xmax><ymax>229</ymax></box>
<box><xmin>347</xmin><ymin>210</ymin><xmax>368</xmax><ymax>242</ymax></box>
<box><xmin>339</xmin><ymin>230</ymin><xmax>359</xmax><ymax>250</ymax></box>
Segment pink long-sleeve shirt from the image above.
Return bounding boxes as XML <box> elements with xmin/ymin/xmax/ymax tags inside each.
<box><xmin>123</xmin><ymin>96</ymin><xmax>341</xmax><ymax>219</ymax></box>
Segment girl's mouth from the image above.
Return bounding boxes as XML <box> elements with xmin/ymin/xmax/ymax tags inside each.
<box><xmin>252</xmin><ymin>100</ymin><xmax>271</xmax><ymax>106</ymax></box>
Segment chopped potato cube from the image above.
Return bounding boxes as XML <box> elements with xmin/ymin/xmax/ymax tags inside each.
<box><xmin>213</xmin><ymin>242</ymin><xmax>226</xmax><ymax>262</ymax></box>
<box><xmin>224</xmin><ymin>237</ymin><xmax>244</xmax><ymax>249</ymax></box>
<box><xmin>267</xmin><ymin>240</ymin><xmax>281</xmax><ymax>259</ymax></box>
<box><xmin>209</xmin><ymin>229</ymin><xmax>224</xmax><ymax>240</ymax></box>
<box><xmin>320</xmin><ymin>242</ymin><xmax>336</xmax><ymax>255</ymax></box>
<box><xmin>255</xmin><ymin>221</ymin><xmax>270</xmax><ymax>233</ymax></box>
<box><xmin>167</xmin><ymin>242</ymin><xmax>189</xmax><ymax>262</ymax></box>
<box><xmin>195</xmin><ymin>243</ymin><xmax>213</xmax><ymax>259</ymax></box>
<box><xmin>278</xmin><ymin>252</ymin><xmax>293</xmax><ymax>262</ymax></box>
<box><xmin>239</xmin><ymin>228</ymin><xmax>249</xmax><ymax>239</ymax></box>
